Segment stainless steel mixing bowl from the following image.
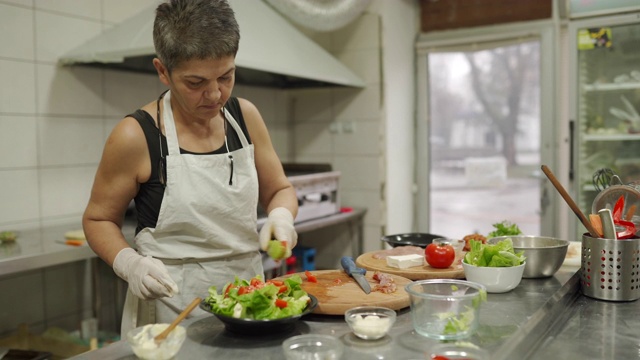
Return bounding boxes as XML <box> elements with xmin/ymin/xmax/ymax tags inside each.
<box><xmin>488</xmin><ymin>236</ymin><xmax>569</xmax><ymax>278</ymax></box>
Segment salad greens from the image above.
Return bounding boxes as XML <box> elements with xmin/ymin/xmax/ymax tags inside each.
<box><xmin>487</xmin><ymin>221</ymin><xmax>523</xmax><ymax>239</ymax></box>
<box><xmin>205</xmin><ymin>275</ymin><xmax>310</xmax><ymax>320</ymax></box>
<box><xmin>464</xmin><ymin>238</ymin><xmax>526</xmax><ymax>267</ymax></box>
<box><xmin>441</xmin><ymin>285</ymin><xmax>487</xmax><ymax>336</ymax></box>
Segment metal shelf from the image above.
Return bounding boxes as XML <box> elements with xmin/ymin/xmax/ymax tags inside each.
<box><xmin>583</xmin><ymin>82</ymin><xmax>640</xmax><ymax>92</ymax></box>
<box><xmin>583</xmin><ymin>133</ymin><xmax>640</xmax><ymax>141</ymax></box>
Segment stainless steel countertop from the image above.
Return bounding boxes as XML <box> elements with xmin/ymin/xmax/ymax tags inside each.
<box><xmin>0</xmin><ymin>221</ymin><xmax>136</xmax><ymax>277</ymax></box>
<box><xmin>0</xmin><ymin>209</ymin><xmax>366</xmax><ymax>277</ymax></box>
<box><xmin>69</xmin><ymin>266</ymin><xmax>627</xmax><ymax>360</ymax></box>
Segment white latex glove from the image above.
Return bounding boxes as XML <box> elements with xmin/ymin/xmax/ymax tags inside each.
<box><xmin>113</xmin><ymin>248</ymin><xmax>179</xmax><ymax>300</ymax></box>
<box><xmin>259</xmin><ymin>207</ymin><xmax>298</xmax><ymax>252</ymax></box>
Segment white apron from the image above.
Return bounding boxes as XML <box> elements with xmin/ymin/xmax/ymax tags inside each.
<box><xmin>121</xmin><ymin>91</ymin><xmax>263</xmax><ymax>334</ymax></box>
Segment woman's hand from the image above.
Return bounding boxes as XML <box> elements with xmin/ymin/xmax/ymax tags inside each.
<box><xmin>113</xmin><ymin>248</ymin><xmax>179</xmax><ymax>300</ymax></box>
<box><xmin>259</xmin><ymin>207</ymin><xmax>298</xmax><ymax>253</ymax></box>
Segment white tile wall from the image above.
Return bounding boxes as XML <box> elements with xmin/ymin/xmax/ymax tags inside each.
<box><xmin>34</xmin><ymin>0</ymin><xmax>101</xmax><ymax>20</ymax></box>
<box><xmin>102</xmin><ymin>0</ymin><xmax>158</xmax><ymax>24</ymax></box>
<box><xmin>39</xmin><ymin>166</ymin><xmax>96</xmax><ymax>219</ymax></box>
<box><xmin>34</xmin><ymin>10</ymin><xmax>102</xmax><ymax>63</ymax></box>
<box><xmin>36</xmin><ymin>64</ymin><xmax>104</xmax><ymax>116</ymax></box>
<box><xmin>0</xmin><ymin>3</ymin><xmax>35</xmax><ymax>60</ymax></box>
<box><xmin>332</xmin><ymin>13</ymin><xmax>381</xmax><ymax>52</ymax></box>
<box><xmin>0</xmin><ymin>169</ymin><xmax>40</xmax><ymax>225</ymax></box>
<box><xmin>103</xmin><ymin>69</ymin><xmax>163</xmax><ymax>117</ymax></box>
<box><xmin>0</xmin><ymin>59</ymin><xmax>37</xmax><ymax>113</ymax></box>
<box><xmin>0</xmin><ymin>115</ymin><xmax>38</xmax><ymax>168</ymax></box>
<box><xmin>37</xmin><ymin>116</ymin><xmax>105</xmax><ymax>166</ymax></box>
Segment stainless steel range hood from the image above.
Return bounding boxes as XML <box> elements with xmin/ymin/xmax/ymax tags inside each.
<box><xmin>59</xmin><ymin>0</ymin><xmax>365</xmax><ymax>89</ymax></box>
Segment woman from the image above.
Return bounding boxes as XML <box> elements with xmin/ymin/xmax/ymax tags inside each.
<box><xmin>82</xmin><ymin>0</ymin><xmax>298</xmax><ymax>334</ymax></box>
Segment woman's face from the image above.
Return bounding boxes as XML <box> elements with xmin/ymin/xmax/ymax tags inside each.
<box><xmin>159</xmin><ymin>56</ymin><xmax>236</xmax><ymax>121</ymax></box>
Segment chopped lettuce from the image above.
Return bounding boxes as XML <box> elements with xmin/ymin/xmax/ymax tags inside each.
<box><xmin>488</xmin><ymin>220</ymin><xmax>523</xmax><ymax>238</ymax></box>
<box><xmin>463</xmin><ymin>238</ymin><xmax>525</xmax><ymax>267</ymax></box>
<box><xmin>440</xmin><ymin>286</ymin><xmax>487</xmax><ymax>336</ymax></box>
<box><xmin>205</xmin><ymin>275</ymin><xmax>310</xmax><ymax>320</ymax></box>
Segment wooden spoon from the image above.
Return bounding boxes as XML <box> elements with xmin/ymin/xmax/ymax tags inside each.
<box><xmin>541</xmin><ymin>165</ymin><xmax>600</xmax><ymax>238</ymax></box>
<box><xmin>154</xmin><ymin>297</ymin><xmax>201</xmax><ymax>344</ymax></box>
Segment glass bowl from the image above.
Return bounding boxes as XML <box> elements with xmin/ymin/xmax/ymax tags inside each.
<box><xmin>126</xmin><ymin>323</ymin><xmax>186</xmax><ymax>360</ymax></box>
<box><xmin>405</xmin><ymin>279</ymin><xmax>486</xmax><ymax>340</ymax></box>
<box><xmin>282</xmin><ymin>334</ymin><xmax>344</xmax><ymax>360</ymax></box>
<box><xmin>345</xmin><ymin>306</ymin><xmax>396</xmax><ymax>340</ymax></box>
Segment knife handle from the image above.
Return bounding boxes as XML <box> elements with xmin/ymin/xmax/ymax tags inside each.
<box><xmin>341</xmin><ymin>256</ymin><xmax>366</xmax><ymax>276</ymax></box>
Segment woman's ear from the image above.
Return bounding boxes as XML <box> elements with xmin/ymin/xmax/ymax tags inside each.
<box><xmin>153</xmin><ymin>58</ymin><xmax>170</xmax><ymax>86</ymax></box>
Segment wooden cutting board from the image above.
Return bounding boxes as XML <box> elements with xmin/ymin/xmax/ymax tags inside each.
<box><xmin>356</xmin><ymin>250</ymin><xmax>465</xmax><ymax>280</ymax></box>
<box><xmin>275</xmin><ymin>270</ymin><xmax>411</xmax><ymax>315</ymax></box>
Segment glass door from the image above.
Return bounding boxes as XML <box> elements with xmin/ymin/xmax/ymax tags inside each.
<box><xmin>568</xmin><ymin>12</ymin><xmax>640</xmax><ymax>239</ymax></box>
<box><xmin>416</xmin><ymin>23</ymin><xmax>558</xmax><ymax>239</ymax></box>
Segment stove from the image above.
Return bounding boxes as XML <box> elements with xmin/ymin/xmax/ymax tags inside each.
<box><xmin>258</xmin><ymin>163</ymin><xmax>341</xmax><ymax>224</ymax></box>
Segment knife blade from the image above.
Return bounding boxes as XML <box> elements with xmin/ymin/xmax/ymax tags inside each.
<box><xmin>341</xmin><ymin>256</ymin><xmax>371</xmax><ymax>294</ymax></box>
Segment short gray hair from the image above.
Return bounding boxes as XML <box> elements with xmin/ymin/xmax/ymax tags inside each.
<box><xmin>153</xmin><ymin>0</ymin><xmax>240</xmax><ymax>72</ymax></box>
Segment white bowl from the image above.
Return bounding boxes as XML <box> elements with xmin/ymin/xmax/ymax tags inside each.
<box><xmin>126</xmin><ymin>323</ymin><xmax>186</xmax><ymax>360</ymax></box>
<box><xmin>345</xmin><ymin>306</ymin><xmax>396</xmax><ymax>340</ymax></box>
<box><xmin>462</xmin><ymin>259</ymin><xmax>525</xmax><ymax>293</ymax></box>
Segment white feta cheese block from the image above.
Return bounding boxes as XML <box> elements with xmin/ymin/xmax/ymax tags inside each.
<box><xmin>386</xmin><ymin>254</ymin><xmax>425</xmax><ymax>269</ymax></box>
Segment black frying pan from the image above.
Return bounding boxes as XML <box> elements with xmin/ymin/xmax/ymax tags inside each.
<box><xmin>380</xmin><ymin>233</ymin><xmax>445</xmax><ymax>248</ymax></box>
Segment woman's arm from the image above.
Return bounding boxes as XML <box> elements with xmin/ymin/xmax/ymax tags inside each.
<box><xmin>239</xmin><ymin>98</ymin><xmax>298</xmax><ymax>218</ymax></box>
<box><xmin>82</xmin><ymin>117</ymin><xmax>149</xmax><ymax>266</ymax></box>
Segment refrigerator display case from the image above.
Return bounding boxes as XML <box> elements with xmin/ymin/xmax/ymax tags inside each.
<box><xmin>569</xmin><ymin>12</ymin><xmax>640</xmax><ymax>235</ymax></box>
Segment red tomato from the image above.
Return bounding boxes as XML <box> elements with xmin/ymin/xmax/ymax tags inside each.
<box><xmin>305</xmin><ymin>270</ymin><xmax>318</xmax><ymax>283</ymax></box>
<box><xmin>431</xmin><ymin>356</ymin><xmax>451</xmax><ymax>360</ymax></box>
<box><xmin>224</xmin><ymin>284</ymin><xmax>236</xmax><ymax>298</ymax></box>
<box><xmin>425</xmin><ymin>242</ymin><xmax>455</xmax><ymax>268</ymax></box>
<box><xmin>237</xmin><ymin>286</ymin><xmax>255</xmax><ymax>295</ymax></box>
<box><xmin>268</xmin><ymin>280</ymin><xmax>284</xmax><ymax>286</ymax></box>
<box><xmin>275</xmin><ymin>299</ymin><xmax>288</xmax><ymax>308</ymax></box>
<box><xmin>250</xmin><ymin>277</ymin><xmax>264</xmax><ymax>287</ymax></box>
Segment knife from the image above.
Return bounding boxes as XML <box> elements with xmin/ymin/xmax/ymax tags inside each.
<box><xmin>341</xmin><ymin>256</ymin><xmax>371</xmax><ymax>294</ymax></box>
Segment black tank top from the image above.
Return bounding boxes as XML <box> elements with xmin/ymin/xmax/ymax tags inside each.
<box><xmin>129</xmin><ymin>97</ymin><xmax>251</xmax><ymax>234</ymax></box>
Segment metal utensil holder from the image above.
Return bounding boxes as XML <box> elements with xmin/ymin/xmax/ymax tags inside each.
<box><xmin>580</xmin><ymin>234</ymin><xmax>640</xmax><ymax>301</ymax></box>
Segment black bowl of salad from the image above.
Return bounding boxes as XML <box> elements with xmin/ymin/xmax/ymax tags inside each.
<box><xmin>201</xmin><ymin>275</ymin><xmax>318</xmax><ymax>334</ymax></box>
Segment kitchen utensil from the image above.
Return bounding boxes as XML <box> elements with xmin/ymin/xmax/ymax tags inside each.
<box><xmin>199</xmin><ymin>295</ymin><xmax>318</xmax><ymax>334</ymax></box>
<box><xmin>580</xmin><ymin>234</ymin><xmax>640</xmax><ymax>301</ymax></box>
<box><xmin>592</xmin><ymin>168</ymin><xmax>617</xmax><ymax>192</ymax></box>
<box><xmin>341</xmin><ymin>256</ymin><xmax>371</xmax><ymax>294</ymax></box>
<box><xmin>591</xmin><ymin>182</ymin><xmax>640</xmax><ymax>224</ymax></box>
<box><xmin>598</xmin><ymin>209</ymin><xmax>617</xmax><ymax>239</ymax></box>
<box><xmin>405</xmin><ymin>279</ymin><xmax>486</xmax><ymax>340</ymax></box>
<box><xmin>380</xmin><ymin>233</ymin><xmax>445</xmax><ymax>248</ymax></box>
<box><xmin>154</xmin><ymin>297</ymin><xmax>200</xmax><ymax>344</ymax></box>
<box><xmin>274</xmin><ymin>270</ymin><xmax>411</xmax><ymax>315</ymax></box>
<box><xmin>488</xmin><ymin>236</ymin><xmax>569</xmax><ymax>278</ymax></box>
<box><xmin>541</xmin><ymin>165</ymin><xmax>600</xmax><ymax>238</ymax></box>
<box><xmin>356</xmin><ymin>250</ymin><xmax>465</xmax><ymax>280</ymax></box>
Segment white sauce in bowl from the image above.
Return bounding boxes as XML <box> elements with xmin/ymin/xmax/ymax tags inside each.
<box><xmin>350</xmin><ymin>314</ymin><xmax>391</xmax><ymax>339</ymax></box>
